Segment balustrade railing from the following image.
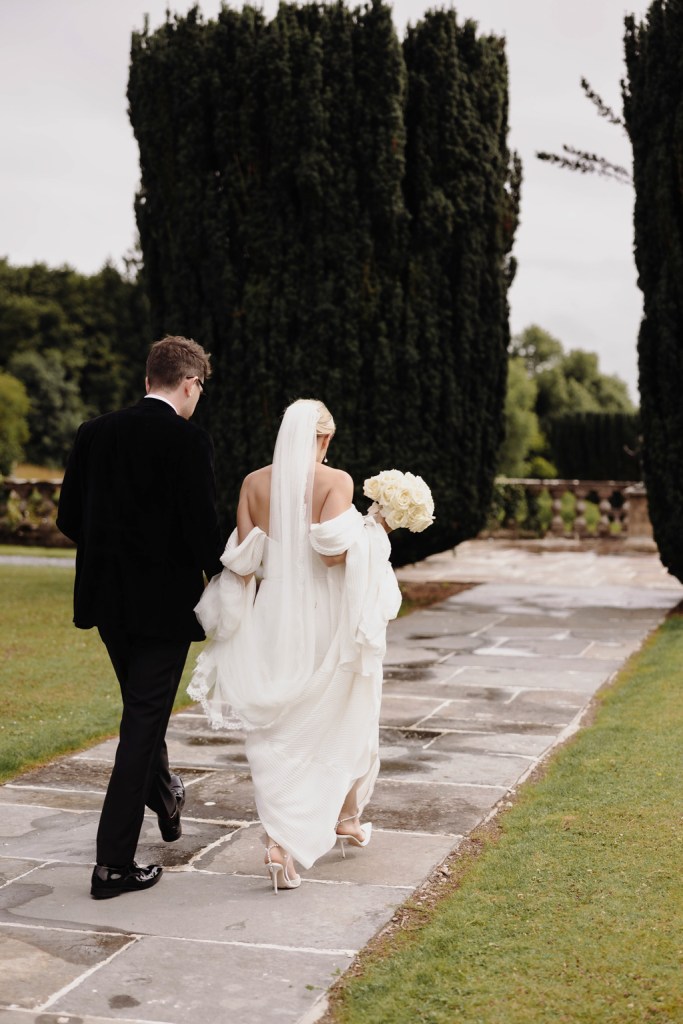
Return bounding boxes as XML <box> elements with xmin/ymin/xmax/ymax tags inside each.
<box><xmin>487</xmin><ymin>478</ymin><xmax>653</xmax><ymax>544</ymax></box>
<box><xmin>0</xmin><ymin>474</ymin><xmax>657</xmax><ymax>549</ymax></box>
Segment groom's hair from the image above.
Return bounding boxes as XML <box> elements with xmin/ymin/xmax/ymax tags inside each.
<box><xmin>146</xmin><ymin>335</ymin><xmax>212</xmax><ymax>390</ymax></box>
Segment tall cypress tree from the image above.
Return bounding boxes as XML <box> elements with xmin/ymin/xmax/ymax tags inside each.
<box><xmin>624</xmin><ymin>0</ymin><xmax>683</xmax><ymax>580</ymax></box>
<box><xmin>128</xmin><ymin>3</ymin><xmax>518</xmax><ymax>560</ymax></box>
<box><xmin>398</xmin><ymin>12</ymin><xmax>520</xmax><ymax>561</ymax></box>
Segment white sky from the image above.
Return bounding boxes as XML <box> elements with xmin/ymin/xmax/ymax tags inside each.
<box><xmin>0</xmin><ymin>0</ymin><xmax>652</xmax><ymax>401</ymax></box>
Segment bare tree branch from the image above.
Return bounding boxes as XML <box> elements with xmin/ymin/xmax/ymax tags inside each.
<box><xmin>536</xmin><ymin>145</ymin><xmax>631</xmax><ymax>184</ymax></box>
<box><xmin>580</xmin><ymin>77</ymin><xmax>625</xmax><ymax>129</ymax></box>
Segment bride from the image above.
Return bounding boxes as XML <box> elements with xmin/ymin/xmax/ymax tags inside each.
<box><xmin>188</xmin><ymin>398</ymin><xmax>402</xmax><ymax>891</ymax></box>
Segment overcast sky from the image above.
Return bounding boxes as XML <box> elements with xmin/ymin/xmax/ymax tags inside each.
<box><xmin>0</xmin><ymin>0</ymin><xmax>653</xmax><ymax>400</ymax></box>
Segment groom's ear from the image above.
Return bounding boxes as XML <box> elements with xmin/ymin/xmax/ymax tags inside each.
<box><xmin>145</xmin><ymin>376</ymin><xmax>151</xmax><ymax>394</ymax></box>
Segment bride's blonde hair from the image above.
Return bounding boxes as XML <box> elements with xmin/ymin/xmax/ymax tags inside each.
<box><xmin>289</xmin><ymin>398</ymin><xmax>335</xmax><ymax>437</ymax></box>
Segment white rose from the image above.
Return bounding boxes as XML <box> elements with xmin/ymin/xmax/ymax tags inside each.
<box><xmin>386</xmin><ymin>506</ymin><xmax>411</xmax><ymax>530</ymax></box>
<box><xmin>363</xmin><ymin>476</ymin><xmax>382</xmax><ymax>501</ymax></box>
<box><xmin>392</xmin><ymin>487</ymin><xmax>413</xmax><ymax>511</ymax></box>
<box><xmin>407</xmin><ymin>505</ymin><xmax>435</xmax><ymax>532</ymax></box>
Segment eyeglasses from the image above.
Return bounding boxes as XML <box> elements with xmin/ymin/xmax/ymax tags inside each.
<box><xmin>186</xmin><ymin>376</ymin><xmax>206</xmax><ymax>397</ymax></box>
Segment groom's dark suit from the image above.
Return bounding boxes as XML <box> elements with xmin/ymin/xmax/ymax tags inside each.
<box><xmin>58</xmin><ymin>397</ymin><xmax>224</xmax><ymax>867</ymax></box>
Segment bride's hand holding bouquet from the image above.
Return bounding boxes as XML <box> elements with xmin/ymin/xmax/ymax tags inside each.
<box><xmin>363</xmin><ymin>469</ymin><xmax>435</xmax><ymax>533</ymax></box>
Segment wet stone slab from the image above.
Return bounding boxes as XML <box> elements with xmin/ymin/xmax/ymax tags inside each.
<box><xmin>165</xmin><ymin>715</ymin><xmax>249</xmax><ymax>769</ymax></box>
<box><xmin>0</xmin><ymin>786</ymin><xmax>105</xmax><ymax>813</ymax></box>
<box><xmin>402</xmin><ymin>634</ymin><xmax>483</xmax><ymax>652</ymax></box>
<box><xmin>0</xmin><ymin>863</ymin><xmax>404</xmax><ymax>953</ymax></box>
<box><xmin>181</xmin><ymin>769</ymin><xmax>259</xmax><ymax>823</ymax></box>
<box><xmin>0</xmin><ymin>804</ymin><xmax>233</xmax><ymax>868</ymax></box>
<box><xmin>428</xmin><ymin>730</ymin><xmax>557</xmax><ymax>758</ymax></box>
<box><xmin>370</xmin><ymin>779</ymin><xmax>504</xmax><ymax>834</ymax></box>
<box><xmin>438</xmin><ymin>653</ymin><xmax>622</xmax><ymax>676</ymax></box>
<box><xmin>0</xmin><ymin>859</ymin><xmax>43</xmax><ymax>887</ymax></box>
<box><xmin>0</xmin><ymin>1011</ymin><xmax>138</xmax><ymax>1024</ymax></box>
<box><xmin>382</xmin><ymin>646</ymin><xmax>441</xmax><ymax>666</ymax></box>
<box><xmin>383</xmin><ymin>664</ymin><xmax>443</xmax><ymax>684</ymax></box>
<box><xmin>379</xmin><ymin>695</ymin><xmax>450</xmax><ymax>728</ymax></box>
<box><xmin>196</xmin><ymin>820</ymin><xmax>456</xmax><ymax>890</ymax></box>
<box><xmin>472</xmin><ymin>637</ymin><xmax>592</xmax><ymax>658</ymax></box>
<box><xmin>0</xmin><ymin>923</ymin><xmax>133</xmax><ymax>1011</ymax></box>
<box><xmin>379</xmin><ymin>745</ymin><xmax>532</xmax><ymax>789</ymax></box>
<box><xmin>451</xmin><ymin>583</ymin><xmax>679</xmax><ymax>613</ymax></box>
<box><xmin>438</xmin><ymin>666</ymin><xmax>610</xmax><ymax>693</ymax></box>
<box><xmin>420</xmin><ymin>689</ymin><xmax>586</xmax><ymax>732</ymax></box>
<box><xmin>49</xmin><ymin>933</ymin><xmax>348</xmax><ymax>1024</ymax></box>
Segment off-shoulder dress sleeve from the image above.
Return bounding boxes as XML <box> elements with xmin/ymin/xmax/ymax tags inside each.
<box><xmin>193</xmin><ymin>526</ymin><xmax>266</xmax><ymax>641</ymax></box>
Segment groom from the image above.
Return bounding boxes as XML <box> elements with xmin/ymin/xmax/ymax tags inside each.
<box><xmin>57</xmin><ymin>335</ymin><xmax>224</xmax><ymax>898</ymax></box>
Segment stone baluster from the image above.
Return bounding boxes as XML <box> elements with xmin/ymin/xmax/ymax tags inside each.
<box><xmin>574</xmin><ymin>487</ymin><xmax>588</xmax><ymax>537</ymax></box>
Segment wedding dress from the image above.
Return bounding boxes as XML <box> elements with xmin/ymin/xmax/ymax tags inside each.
<box><xmin>188</xmin><ymin>402</ymin><xmax>401</xmax><ymax>869</ymax></box>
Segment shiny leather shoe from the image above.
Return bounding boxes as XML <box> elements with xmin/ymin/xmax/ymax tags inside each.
<box><xmin>91</xmin><ymin>862</ymin><xmax>162</xmax><ymax>900</ymax></box>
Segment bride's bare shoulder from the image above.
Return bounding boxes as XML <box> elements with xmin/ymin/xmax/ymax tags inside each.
<box><xmin>316</xmin><ymin>464</ymin><xmax>354</xmax><ymax>493</ymax></box>
<box><xmin>315</xmin><ymin>464</ymin><xmax>354</xmax><ymax>522</ymax></box>
<box><xmin>242</xmin><ymin>465</ymin><xmax>272</xmax><ymax>493</ymax></box>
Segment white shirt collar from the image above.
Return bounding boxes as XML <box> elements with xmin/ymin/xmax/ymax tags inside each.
<box><xmin>145</xmin><ymin>393</ymin><xmax>179</xmax><ymax>414</ymax></box>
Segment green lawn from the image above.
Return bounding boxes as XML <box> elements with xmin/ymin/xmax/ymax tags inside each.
<box><xmin>0</xmin><ymin>544</ymin><xmax>74</xmax><ymax>558</ymax></box>
<box><xmin>0</xmin><ymin>563</ymin><xmax>197</xmax><ymax>782</ymax></box>
<box><xmin>328</xmin><ymin>615</ymin><xmax>683</xmax><ymax>1024</ymax></box>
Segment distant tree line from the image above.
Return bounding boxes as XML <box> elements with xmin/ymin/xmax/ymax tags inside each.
<box><xmin>0</xmin><ymin>257</ymin><xmax>149</xmax><ymax>472</ymax></box>
<box><xmin>498</xmin><ymin>324</ymin><xmax>637</xmax><ymax>480</ymax></box>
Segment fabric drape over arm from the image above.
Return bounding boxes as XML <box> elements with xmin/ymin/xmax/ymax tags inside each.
<box><xmin>188</xmin><ymin>507</ymin><xmax>401</xmax><ymax>732</ymax></box>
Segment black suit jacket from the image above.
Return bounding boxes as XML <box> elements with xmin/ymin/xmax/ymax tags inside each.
<box><xmin>57</xmin><ymin>397</ymin><xmax>224</xmax><ymax>641</ymax></box>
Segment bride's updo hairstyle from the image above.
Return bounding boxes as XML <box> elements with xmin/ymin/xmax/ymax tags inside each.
<box><xmin>289</xmin><ymin>398</ymin><xmax>335</xmax><ymax>438</ymax></box>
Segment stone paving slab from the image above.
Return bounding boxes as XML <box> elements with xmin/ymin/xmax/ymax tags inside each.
<box><xmin>427</xmin><ymin>729</ymin><xmax>557</xmax><ymax>758</ymax></box>
<box><xmin>0</xmin><ymin>805</ymin><xmax>234</xmax><ymax>868</ymax></box>
<box><xmin>0</xmin><ymin>864</ymin><xmax>404</xmax><ymax>953</ymax></box>
<box><xmin>0</xmin><ymin>923</ymin><xmax>132</xmax><ymax>1011</ymax></box>
<box><xmin>196</xmin><ymin>821</ymin><xmax>455</xmax><ymax>889</ymax></box>
<box><xmin>369</xmin><ymin>778</ymin><xmax>504</xmax><ymax>834</ymax></box>
<box><xmin>51</xmin><ymin>935</ymin><xmax>349</xmax><ymax>1024</ymax></box>
<box><xmin>0</xmin><ymin>1011</ymin><xmax>141</xmax><ymax>1024</ymax></box>
<box><xmin>2</xmin><ymin>543</ymin><xmax>681</xmax><ymax>1022</ymax></box>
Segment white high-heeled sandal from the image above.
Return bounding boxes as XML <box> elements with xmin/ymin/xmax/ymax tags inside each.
<box><xmin>335</xmin><ymin>814</ymin><xmax>373</xmax><ymax>859</ymax></box>
<box><xmin>265</xmin><ymin>843</ymin><xmax>301</xmax><ymax>893</ymax></box>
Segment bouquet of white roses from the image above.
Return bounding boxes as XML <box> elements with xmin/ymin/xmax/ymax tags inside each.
<box><xmin>363</xmin><ymin>469</ymin><xmax>435</xmax><ymax>533</ymax></box>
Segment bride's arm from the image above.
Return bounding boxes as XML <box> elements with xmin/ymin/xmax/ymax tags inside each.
<box><xmin>318</xmin><ymin>472</ymin><xmax>354</xmax><ymax>566</ymax></box>
<box><xmin>235</xmin><ymin>479</ymin><xmax>256</xmax><ymax>583</ymax></box>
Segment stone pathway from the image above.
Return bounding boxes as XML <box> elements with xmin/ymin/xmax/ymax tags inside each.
<box><xmin>1</xmin><ymin>542</ymin><xmax>680</xmax><ymax>1023</ymax></box>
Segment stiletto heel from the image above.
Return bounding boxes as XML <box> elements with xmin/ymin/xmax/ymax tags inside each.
<box><xmin>265</xmin><ymin>843</ymin><xmax>301</xmax><ymax>893</ymax></box>
<box><xmin>335</xmin><ymin>815</ymin><xmax>372</xmax><ymax>859</ymax></box>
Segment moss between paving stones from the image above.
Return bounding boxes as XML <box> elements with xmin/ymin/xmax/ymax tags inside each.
<box><xmin>326</xmin><ymin>613</ymin><xmax>683</xmax><ymax>1024</ymax></box>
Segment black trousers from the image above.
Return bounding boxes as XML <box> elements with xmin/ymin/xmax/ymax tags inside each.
<box><xmin>95</xmin><ymin>625</ymin><xmax>191</xmax><ymax>867</ymax></box>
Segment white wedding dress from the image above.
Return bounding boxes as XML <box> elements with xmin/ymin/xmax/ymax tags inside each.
<box><xmin>187</xmin><ymin>403</ymin><xmax>402</xmax><ymax>869</ymax></box>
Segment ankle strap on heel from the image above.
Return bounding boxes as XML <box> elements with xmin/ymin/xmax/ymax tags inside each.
<box><xmin>335</xmin><ymin>812</ymin><xmax>359</xmax><ymax>828</ymax></box>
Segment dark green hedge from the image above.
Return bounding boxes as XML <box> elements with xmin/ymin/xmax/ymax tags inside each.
<box><xmin>128</xmin><ymin>2</ymin><xmax>519</xmax><ymax>564</ymax></box>
<box><xmin>548</xmin><ymin>412</ymin><xmax>641</xmax><ymax>481</ymax></box>
<box><xmin>624</xmin><ymin>1</ymin><xmax>683</xmax><ymax>580</ymax></box>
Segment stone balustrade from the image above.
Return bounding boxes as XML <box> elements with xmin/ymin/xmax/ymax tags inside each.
<box><xmin>0</xmin><ymin>477</ymin><xmax>69</xmax><ymax>547</ymax></box>
<box><xmin>489</xmin><ymin>478</ymin><xmax>654</xmax><ymax>546</ymax></box>
<box><xmin>0</xmin><ymin>474</ymin><xmax>657</xmax><ymax>551</ymax></box>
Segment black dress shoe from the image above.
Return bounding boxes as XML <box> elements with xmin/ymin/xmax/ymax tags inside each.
<box><xmin>158</xmin><ymin>774</ymin><xmax>185</xmax><ymax>841</ymax></box>
<box><xmin>91</xmin><ymin>862</ymin><xmax>162</xmax><ymax>900</ymax></box>
<box><xmin>170</xmin><ymin>773</ymin><xmax>186</xmax><ymax>812</ymax></box>
<box><xmin>158</xmin><ymin>805</ymin><xmax>182</xmax><ymax>842</ymax></box>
